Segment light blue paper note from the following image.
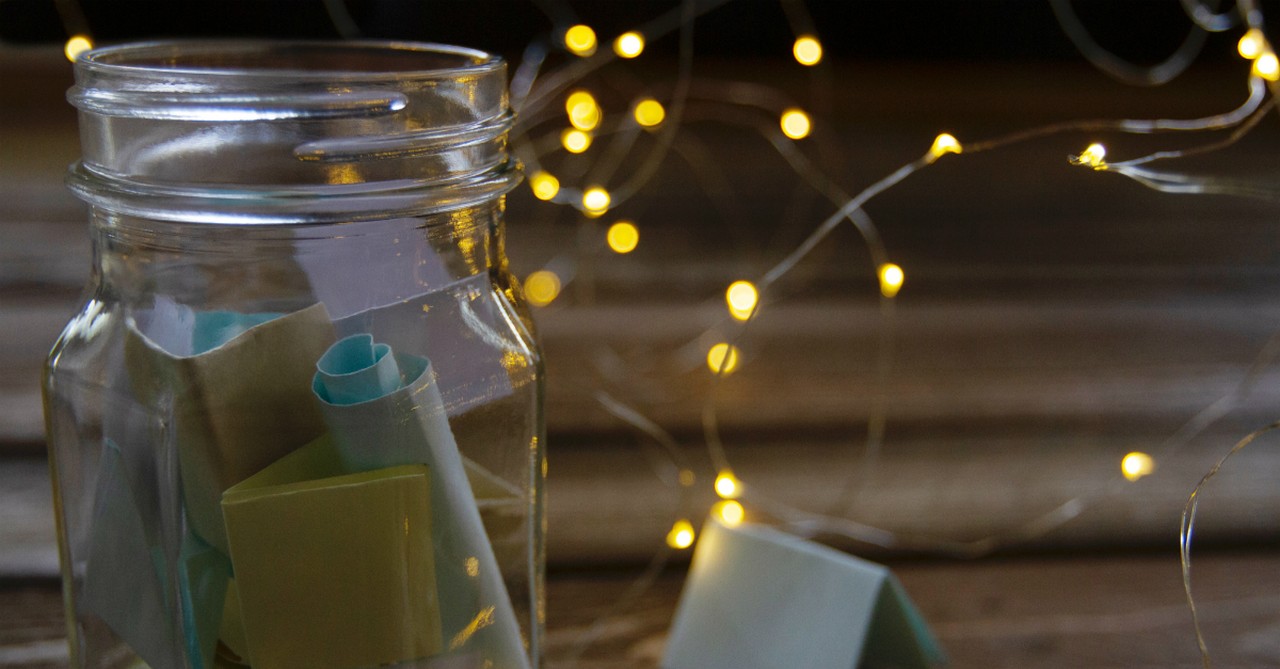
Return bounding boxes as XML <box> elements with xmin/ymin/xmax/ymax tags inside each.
<box><xmin>311</xmin><ymin>334</ymin><xmax>530</xmax><ymax>669</ymax></box>
<box><xmin>663</xmin><ymin>518</ymin><xmax>945</xmax><ymax>669</ymax></box>
<box><xmin>81</xmin><ymin>440</ymin><xmax>230</xmax><ymax>669</ymax></box>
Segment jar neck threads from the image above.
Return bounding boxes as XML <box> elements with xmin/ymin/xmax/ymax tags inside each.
<box><xmin>67</xmin><ymin>41</ymin><xmax>520</xmax><ymax>224</ymax></box>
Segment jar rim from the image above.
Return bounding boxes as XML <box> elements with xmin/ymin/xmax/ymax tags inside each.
<box><xmin>67</xmin><ymin>39</ymin><xmax>518</xmax><ymax>225</ymax></box>
<box><xmin>76</xmin><ymin>40</ymin><xmax>504</xmax><ymax>83</ymax></box>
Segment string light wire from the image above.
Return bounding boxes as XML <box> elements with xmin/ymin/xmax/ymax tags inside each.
<box><xmin>54</xmin><ymin>0</ymin><xmax>1280</xmax><ymax>663</ymax></box>
<box><xmin>1049</xmin><ymin>0</ymin><xmax>1209</xmax><ymax>86</ymax></box>
<box><xmin>1181</xmin><ymin>421</ymin><xmax>1280</xmax><ymax>669</ymax></box>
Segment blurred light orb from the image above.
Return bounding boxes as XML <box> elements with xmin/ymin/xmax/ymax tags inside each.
<box><xmin>780</xmin><ymin>109</ymin><xmax>811</xmax><ymax>139</ymax></box>
<box><xmin>634</xmin><ymin>99</ymin><xmax>666</xmax><ymax>128</ymax></box>
<box><xmin>564</xmin><ymin>24</ymin><xmax>598</xmax><ymax>56</ymax></box>
<box><xmin>65</xmin><ymin>35</ymin><xmax>93</xmax><ymax>62</ymax></box>
<box><xmin>1254</xmin><ymin>52</ymin><xmax>1280</xmax><ymax>81</ymax></box>
<box><xmin>878</xmin><ymin>263</ymin><xmax>904</xmax><ymax>298</ymax></box>
<box><xmin>566</xmin><ymin>91</ymin><xmax>601</xmax><ymax>131</ymax></box>
<box><xmin>614</xmin><ymin>31</ymin><xmax>645</xmax><ymax>58</ymax></box>
<box><xmin>1121</xmin><ymin>452</ymin><xmax>1155</xmax><ymax>482</ymax></box>
<box><xmin>607</xmin><ymin>221</ymin><xmax>640</xmax><ymax>254</ymax></box>
<box><xmin>726</xmin><ymin>280</ymin><xmax>759</xmax><ymax>320</ymax></box>
<box><xmin>562</xmin><ymin>129</ymin><xmax>592</xmax><ymax>154</ymax></box>
<box><xmin>524</xmin><ymin>270</ymin><xmax>562</xmax><ymax>307</ymax></box>
<box><xmin>582</xmin><ymin>186</ymin><xmax>611</xmax><ymax>215</ymax></box>
<box><xmin>715</xmin><ymin>500</ymin><xmax>745</xmax><ymax>526</ymax></box>
<box><xmin>793</xmin><ymin>35</ymin><xmax>823</xmax><ymax>66</ymax></box>
<box><xmin>667</xmin><ymin>520</ymin><xmax>696</xmax><ymax>549</ymax></box>
<box><xmin>1238</xmin><ymin>28</ymin><xmax>1266</xmax><ymax>60</ymax></box>
<box><xmin>714</xmin><ymin>471</ymin><xmax>741</xmax><ymax>499</ymax></box>
<box><xmin>529</xmin><ymin>171</ymin><xmax>560</xmax><ymax>201</ymax></box>
<box><xmin>706</xmin><ymin>343</ymin><xmax>740</xmax><ymax>375</ymax></box>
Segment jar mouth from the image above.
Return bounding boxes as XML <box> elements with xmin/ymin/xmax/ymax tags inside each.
<box><xmin>76</xmin><ymin>40</ymin><xmax>503</xmax><ymax>82</ymax></box>
<box><xmin>68</xmin><ymin>40</ymin><xmax>518</xmax><ymax>224</ymax></box>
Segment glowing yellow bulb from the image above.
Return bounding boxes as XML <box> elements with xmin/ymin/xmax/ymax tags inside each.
<box><xmin>725</xmin><ymin>280</ymin><xmax>758</xmax><ymax>321</ymax></box>
<box><xmin>565</xmin><ymin>91</ymin><xmax>597</xmax><ymax>114</ymax></box>
<box><xmin>64</xmin><ymin>35</ymin><xmax>93</xmax><ymax>62</ymax></box>
<box><xmin>878</xmin><ymin>263</ymin><xmax>904</xmax><ymax>298</ymax></box>
<box><xmin>714</xmin><ymin>471</ymin><xmax>740</xmax><ymax>499</ymax></box>
<box><xmin>706</xmin><ymin>343</ymin><xmax>740</xmax><ymax>375</ymax></box>
<box><xmin>1121</xmin><ymin>452</ymin><xmax>1156</xmax><ymax>482</ymax></box>
<box><xmin>1075</xmin><ymin>143</ymin><xmax>1108</xmax><ymax>170</ymax></box>
<box><xmin>561</xmin><ymin>129</ymin><xmax>592</xmax><ymax>154</ymax></box>
<box><xmin>529</xmin><ymin>171</ymin><xmax>560</xmax><ymax>201</ymax></box>
<box><xmin>606</xmin><ymin>220</ymin><xmax>640</xmax><ymax>254</ymax></box>
<box><xmin>614</xmin><ymin>31</ymin><xmax>645</xmax><ymax>58</ymax></box>
<box><xmin>524</xmin><ymin>270</ymin><xmax>561</xmax><ymax>307</ymax></box>
<box><xmin>1254</xmin><ymin>52</ymin><xmax>1280</xmax><ymax>81</ymax></box>
<box><xmin>568</xmin><ymin>99</ymin><xmax>601</xmax><ymax>131</ymax></box>
<box><xmin>633</xmin><ymin>99</ymin><xmax>666</xmax><ymax>128</ymax></box>
<box><xmin>929</xmin><ymin>133</ymin><xmax>962</xmax><ymax>160</ymax></box>
<box><xmin>1239</xmin><ymin>28</ymin><xmax>1267</xmax><ymax>60</ymax></box>
<box><xmin>564</xmin><ymin>24</ymin><xmax>598</xmax><ymax>57</ymax></box>
<box><xmin>582</xmin><ymin>186</ymin><xmax>611</xmax><ymax>216</ymax></box>
<box><xmin>793</xmin><ymin>35</ymin><xmax>823</xmax><ymax>66</ymax></box>
<box><xmin>780</xmin><ymin>108</ymin><xmax>811</xmax><ymax>140</ymax></box>
<box><xmin>667</xmin><ymin>520</ymin><xmax>696</xmax><ymax>549</ymax></box>
<box><xmin>714</xmin><ymin>500</ymin><xmax>745</xmax><ymax>527</ymax></box>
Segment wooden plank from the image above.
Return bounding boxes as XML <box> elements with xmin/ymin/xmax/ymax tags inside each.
<box><xmin>9</xmin><ymin>416</ymin><xmax>1280</xmax><ymax>571</ymax></box>
<box><xmin>5</xmin><ymin>551</ymin><xmax>1280</xmax><ymax>668</ymax></box>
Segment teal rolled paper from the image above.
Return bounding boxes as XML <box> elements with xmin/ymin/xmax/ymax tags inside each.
<box><xmin>313</xmin><ymin>334</ymin><xmax>403</xmax><ymax>405</ymax></box>
<box><xmin>310</xmin><ymin>335</ymin><xmax>530</xmax><ymax>669</ymax></box>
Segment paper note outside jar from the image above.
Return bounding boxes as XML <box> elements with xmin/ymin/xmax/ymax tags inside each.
<box><xmin>124</xmin><ymin>303</ymin><xmax>335</xmax><ymax>554</ymax></box>
<box><xmin>312</xmin><ymin>334</ymin><xmax>529</xmax><ymax>669</ymax></box>
<box><xmin>663</xmin><ymin>518</ymin><xmax>945</xmax><ymax>669</ymax></box>
<box><xmin>221</xmin><ymin>434</ymin><xmax>442</xmax><ymax>669</ymax></box>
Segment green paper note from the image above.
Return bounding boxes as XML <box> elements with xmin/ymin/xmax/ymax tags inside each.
<box><xmin>222</xmin><ymin>438</ymin><xmax>443</xmax><ymax>669</ymax></box>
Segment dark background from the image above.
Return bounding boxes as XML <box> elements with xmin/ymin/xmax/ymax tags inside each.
<box><xmin>0</xmin><ymin>0</ymin><xmax>1267</xmax><ymax>65</ymax></box>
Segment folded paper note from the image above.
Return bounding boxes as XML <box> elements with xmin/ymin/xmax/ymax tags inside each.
<box><xmin>663</xmin><ymin>518</ymin><xmax>945</xmax><ymax>669</ymax></box>
<box><xmin>81</xmin><ymin>440</ymin><xmax>230</xmax><ymax>669</ymax></box>
<box><xmin>221</xmin><ymin>435</ymin><xmax>443</xmax><ymax>669</ymax></box>
<box><xmin>125</xmin><ymin>303</ymin><xmax>335</xmax><ymax>554</ymax></box>
<box><xmin>311</xmin><ymin>334</ymin><xmax>530</xmax><ymax>669</ymax></box>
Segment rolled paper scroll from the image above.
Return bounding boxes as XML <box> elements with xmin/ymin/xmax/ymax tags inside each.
<box><xmin>221</xmin><ymin>434</ymin><xmax>443</xmax><ymax>669</ymax></box>
<box><xmin>312</xmin><ymin>334</ymin><xmax>530</xmax><ymax>669</ymax></box>
<box><xmin>81</xmin><ymin>440</ymin><xmax>230</xmax><ymax>669</ymax></box>
<box><xmin>124</xmin><ymin>303</ymin><xmax>335</xmax><ymax>554</ymax></box>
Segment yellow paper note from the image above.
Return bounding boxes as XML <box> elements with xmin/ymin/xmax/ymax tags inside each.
<box><xmin>222</xmin><ymin>437</ymin><xmax>442</xmax><ymax>669</ymax></box>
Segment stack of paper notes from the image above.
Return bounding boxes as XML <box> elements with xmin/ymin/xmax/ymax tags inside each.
<box><xmin>81</xmin><ymin>305</ymin><xmax>528</xmax><ymax>669</ymax></box>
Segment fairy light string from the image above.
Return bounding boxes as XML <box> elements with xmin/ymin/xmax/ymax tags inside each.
<box><xmin>1181</xmin><ymin>421</ymin><xmax>1280</xmax><ymax>669</ymax></box>
<box><xmin>48</xmin><ymin>0</ymin><xmax>1280</xmax><ymax>665</ymax></box>
<box><xmin>513</xmin><ymin>8</ymin><xmax>1280</xmax><ymax>607</ymax></box>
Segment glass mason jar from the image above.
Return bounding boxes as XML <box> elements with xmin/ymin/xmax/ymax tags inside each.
<box><xmin>43</xmin><ymin>41</ymin><xmax>544</xmax><ymax>669</ymax></box>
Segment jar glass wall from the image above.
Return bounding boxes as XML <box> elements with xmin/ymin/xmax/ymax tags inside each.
<box><xmin>43</xmin><ymin>41</ymin><xmax>544</xmax><ymax>669</ymax></box>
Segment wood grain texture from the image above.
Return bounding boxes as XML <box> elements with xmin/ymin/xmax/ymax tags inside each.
<box><xmin>5</xmin><ymin>551</ymin><xmax>1280</xmax><ymax>668</ymax></box>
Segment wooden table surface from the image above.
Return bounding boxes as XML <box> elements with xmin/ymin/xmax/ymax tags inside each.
<box><xmin>5</xmin><ymin>551</ymin><xmax>1280</xmax><ymax>668</ymax></box>
<box><xmin>4</xmin><ymin>45</ymin><xmax>1280</xmax><ymax>667</ymax></box>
